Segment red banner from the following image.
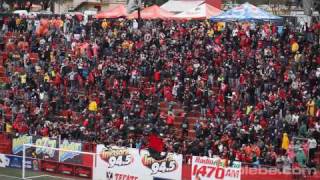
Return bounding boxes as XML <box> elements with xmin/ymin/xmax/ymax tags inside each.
<box><xmin>0</xmin><ymin>133</ymin><xmax>12</xmax><ymax>154</ymax></box>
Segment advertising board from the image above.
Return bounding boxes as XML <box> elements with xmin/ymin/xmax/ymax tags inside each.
<box><xmin>93</xmin><ymin>145</ymin><xmax>183</xmax><ymax>180</ymax></box>
<box><xmin>191</xmin><ymin>156</ymin><xmax>241</xmax><ymax>180</ymax></box>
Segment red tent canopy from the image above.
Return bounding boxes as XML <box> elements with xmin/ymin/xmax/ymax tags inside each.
<box><xmin>128</xmin><ymin>5</ymin><xmax>175</xmax><ymax>20</ymax></box>
<box><xmin>95</xmin><ymin>5</ymin><xmax>128</xmax><ymax>19</ymax></box>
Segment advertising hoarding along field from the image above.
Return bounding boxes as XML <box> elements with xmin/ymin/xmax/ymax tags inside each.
<box><xmin>191</xmin><ymin>156</ymin><xmax>241</xmax><ymax>180</ymax></box>
<box><xmin>12</xmin><ymin>135</ymin><xmax>32</xmax><ymax>155</ymax></box>
<box><xmin>12</xmin><ymin>136</ymin><xmax>83</xmax><ymax>165</ymax></box>
<box><xmin>59</xmin><ymin>139</ymin><xmax>82</xmax><ymax>164</ymax></box>
<box><xmin>0</xmin><ymin>153</ymin><xmax>39</xmax><ymax>170</ymax></box>
<box><xmin>12</xmin><ymin>135</ymin><xmax>59</xmax><ymax>160</ymax></box>
<box><xmin>93</xmin><ymin>145</ymin><xmax>183</xmax><ymax>180</ymax></box>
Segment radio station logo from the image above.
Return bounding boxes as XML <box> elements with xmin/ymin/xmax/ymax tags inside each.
<box><xmin>100</xmin><ymin>147</ymin><xmax>133</xmax><ymax>168</ymax></box>
<box><xmin>141</xmin><ymin>152</ymin><xmax>178</xmax><ymax>175</ymax></box>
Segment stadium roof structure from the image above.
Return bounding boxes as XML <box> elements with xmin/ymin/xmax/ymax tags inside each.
<box><xmin>210</xmin><ymin>2</ymin><xmax>283</xmax><ymax>22</ymax></box>
<box><xmin>128</xmin><ymin>5</ymin><xmax>176</xmax><ymax>20</ymax></box>
<box><xmin>174</xmin><ymin>3</ymin><xmax>222</xmax><ymax>20</ymax></box>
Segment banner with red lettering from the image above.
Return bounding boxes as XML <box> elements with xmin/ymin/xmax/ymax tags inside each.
<box><xmin>93</xmin><ymin>144</ymin><xmax>183</xmax><ymax>180</ymax></box>
<box><xmin>191</xmin><ymin>156</ymin><xmax>241</xmax><ymax>180</ymax></box>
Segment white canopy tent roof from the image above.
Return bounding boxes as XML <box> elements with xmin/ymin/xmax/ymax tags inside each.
<box><xmin>174</xmin><ymin>3</ymin><xmax>222</xmax><ymax>19</ymax></box>
<box><xmin>161</xmin><ymin>0</ymin><xmax>204</xmax><ymax>14</ymax></box>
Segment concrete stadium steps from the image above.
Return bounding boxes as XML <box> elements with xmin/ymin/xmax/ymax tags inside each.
<box><xmin>13</xmin><ymin>67</ymin><xmax>23</xmax><ymax>73</ymax></box>
<box><xmin>159</xmin><ymin>107</ymin><xmax>184</xmax><ymax>116</ymax></box>
<box><xmin>0</xmin><ymin>52</ymin><xmax>9</xmax><ymax>84</ymax></box>
<box><xmin>0</xmin><ymin>52</ymin><xmax>8</xmax><ymax>64</ymax></box>
<box><xmin>0</xmin><ymin>65</ymin><xmax>9</xmax><ymax>84</ymax></box>
<box><xmin>0</xmin><ymin>77</ymin><xmax>10</xmax><ymax>84</ymax></box>
<box><xmin>159</xmin><ymin>101</ymin><xmax>200</xmax><ymax>140</ymax></box>
<box><xmin>0</xmin><ymin>66</ymin><xmax>5</xmax><ymax>76</ymax></box>
<box><xmin>0</xmin><ymin>56</ymin><xmax>3</xmax><ymax>66</ymax></box>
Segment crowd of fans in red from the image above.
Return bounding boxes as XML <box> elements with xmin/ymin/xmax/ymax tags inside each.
<box><xmin>0</xmin><ymin>14</ymin><xmax>319</xmax><ymax>169</ymax></box>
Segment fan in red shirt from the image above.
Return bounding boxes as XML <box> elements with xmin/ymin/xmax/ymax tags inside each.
<box><xmin>154</xmin><ymin>71</ymin><xmax>161</xmax><ymax>82</ymax></box>
<box><xmin>141</xmin><ymin>129</ymin><xmax>167</xmax><ymax>161</ymax></box>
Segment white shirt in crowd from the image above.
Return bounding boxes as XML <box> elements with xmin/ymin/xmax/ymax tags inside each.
<box><xmin>315</xmin><ymin>122</ymin><xmax>320</xmax><ymax>132</ymax></box>
<box><xmin>291</xmin><ymin>114</ymin><xmax>299</xmax><ymax>124</ymax></box>
<box><xmin>133</xmin><ymin>20</ymin><xmax>138</xmax><ymax>29</ymax></box>
<box><xmin>308</xmin><ymin>138</ymin><xmax>317</xmax><ymax>149</ymax></box>
<box><xmin>316</xmin><ymin>68</ymin><xmax>320</xmax><ymax>78</ymax></box>
<box><xmin>232</xmin><ymin>28</ymin><xmax>238</xmax><ymax>37</ymax></box>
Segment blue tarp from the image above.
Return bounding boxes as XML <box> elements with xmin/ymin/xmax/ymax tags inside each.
<box><xmin>210</xmin><ymin>2</ymin><xmax>282</xmax><ymax>22</ymax></box>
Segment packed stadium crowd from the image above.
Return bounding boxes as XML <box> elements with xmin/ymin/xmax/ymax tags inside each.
<box><xmin>0</xmin><ymin>14</ymin><xmax>319</xmax><ymax>170</ymax></box>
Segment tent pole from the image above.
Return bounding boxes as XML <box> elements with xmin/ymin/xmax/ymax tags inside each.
<box><xmin>138</xmin><ymin>7</ymin><xmax>141</xmax><ymax>20</ymax></box>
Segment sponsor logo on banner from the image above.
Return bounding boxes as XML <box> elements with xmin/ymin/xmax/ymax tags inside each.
<box><xmin>59</xmin><ymin>140</ymin><xmax>82</xmax><ymax>162</ymax></box>
<box><xmin>35</xmin><ymin>137</ymin><xmax>57</xmax><ymax>158</ymax></box>
<box><xmin>0</xmin><ymin>154</ymin><xmax>10</xmax><ymax>167</ymax></box>
<box><xmin>12</xmin><ymin>135</ymin><xmax>32</xmax><ymax>154</ymax></box>
<box><xmin>140</xmin><ymin>151</ymin><xmax>178</xmax><ymax>175</ymax></box>
<box><xmin>8</xmin><ymin>155</ymin><xmax>23</xmax><ymax>168</ymax></box>
<box><xmin>4</xmin><ymin>154</ymin><xmax>39</xmax><ymax>170</ymax></box>
<box><xmin>191</xmin><ymin>156</ymin><xmax>241</xmax><ymax>180</ymax></box>
<box><xmin>100</xmin><ymin>146</ymin><xmax>134</xmax><ymax>168</ymax></box>
<box><xmin>93</xmin><ymin>144</ymin><xmax>183</xmax><ymax>180</ymax></box>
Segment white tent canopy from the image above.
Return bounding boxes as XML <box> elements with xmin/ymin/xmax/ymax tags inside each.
<box><xmin>174</xmin><ymin>3</ymin><xmax>222</xmax><ymax>19</ymax></box>
<box><xmin>161</xmin><ymin>0</ymin><xmax>204</xmax><ymax>14</ymax></box>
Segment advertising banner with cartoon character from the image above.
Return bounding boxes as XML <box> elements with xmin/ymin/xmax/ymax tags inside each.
<box><xmin>33</xmin><ymin>136</ymin><xmax>58</xmax><ymax>161</ymax></box>
<box><xmin>12</xmin><ymin>135</ymin><xmax>58</xmax><ymax>161</ymax></box>
<box><xmin>191</xmin><ymin>156</ymin><xmax>241</xmax><ymax>180</ymax></box>
<box><xmin>25</xmin><ymin>136</ymin><xmax>58</xmax><ymax>161</ymax></box>
<box><xmin>93</xmin><ymin>144</ymin><xmax>183</xmax><ymax>180</ymax></box>
<box><xmin>58</xmin><ymin>139</ymin><xmax>82</xmax><ymax>164</ymax></box>
<box><xmin>12</xmin><ymin>135</ymin><xmax>32</xmax><ymax>155</ymax></box>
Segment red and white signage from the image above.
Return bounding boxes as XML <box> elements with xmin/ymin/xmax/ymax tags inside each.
<box><xmin>93</xmin><ymin>144</ymin><xmax>183</xmax><ymax>180</ymax></box>
<box><xmin>191</xmin><ymin>156</ymin><xmax>241</xmax><ymax>180</ymax></box>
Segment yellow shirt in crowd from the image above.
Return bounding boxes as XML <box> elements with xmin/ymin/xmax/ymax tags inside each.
<box><xmin>44</xmin><ymin>73</ymin><xmax>50</xmax><ymax>82</ymax></box>
<box><xmin>6</xmin><ymin>123</ymin><xmax>12</xmax><ymax>133</ymax></box>
<box><xmin>281</xmin><ymin>133</ymin><xmax>289</xmax><ymax>150</ymax></box>
<box><xmin>20</xmin><ymin>74</ymin><xmax>27</xmax><ymax>84</ymax></box>
<box><xmin>88</xmin><ymin>101</ymin><xmax>98</xmax><ymax>112</ymax></box>
<box><xmin>16</xmin><ymin>18</ymin><xmax>21</xmax><ymax>25</ymax></box>
<box><xmin>101</xmin><ymin>21</ymin><xmax>109</xmax><ymax>29</ymax></box>
<box><xmin>307</xmin><ymin>100</ymin><xmax>315</xmax><ymax>117</ymax></box>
